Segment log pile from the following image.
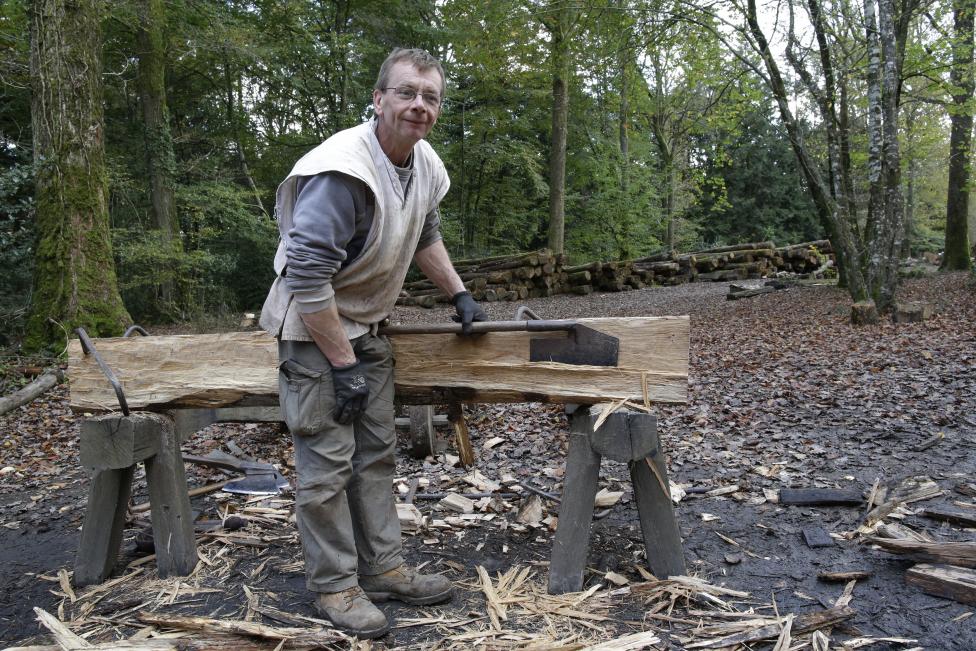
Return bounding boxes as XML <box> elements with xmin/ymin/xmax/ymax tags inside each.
<box><xmin>397</xmin><ymin>250</ymin><xmax>567</xmax><ymax>307</ymax></box>
<box><xmin>395</xmin><ymin>241</ymin><xmax>834</xmax><ymax>307</ymax></box>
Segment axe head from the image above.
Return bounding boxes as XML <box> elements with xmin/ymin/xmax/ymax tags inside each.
<box><xmin>223</xmin><ymin>470</ymin><xmax>291</xmax><ymax>495</ymax></box>
<box><xmin>529</xmin><ymin>324</ymin><xmax>619</xmax><ymax>366</ymax></box>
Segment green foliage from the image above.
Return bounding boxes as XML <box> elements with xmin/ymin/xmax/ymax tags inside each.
<box><xmin>178</xmin><ymin>181</ymin><xmax>279</xmax><ymax>311</ymax></box>
<box><xmin>113</xmin><ymin>182</ymin><xmax>278</xmax><ymax>323</ymax></box>
<box><xmin>690</xmin><ymin>104</ymin><xmax>822</xmax><ymax>246</ymax></box>
<box><xmin>0</xmin><ymin>147</ymin><xmax>34</xmax><ymax>344</ymax></box>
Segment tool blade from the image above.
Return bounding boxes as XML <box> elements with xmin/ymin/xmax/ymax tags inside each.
<box><xmin>529</xmin><ymin>324</ymin><xmax>619</xmax><ymax>366</ymax></box>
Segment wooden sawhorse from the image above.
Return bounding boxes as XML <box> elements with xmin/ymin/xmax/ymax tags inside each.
<box><xmin>548</xmin><ymin>406</ymin><xmax>684</xmax><ymax>593</ymax></box>
<box><xmin>73</xmin><ymin>406</ymin><xmax>685</xmax><ymax>592</ymax></box>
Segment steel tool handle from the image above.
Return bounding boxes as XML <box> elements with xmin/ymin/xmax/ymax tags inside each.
<box><xmin>378</xmin><ymin>319</ymin><xmax>578</xmax><ymax>336</ymax></box>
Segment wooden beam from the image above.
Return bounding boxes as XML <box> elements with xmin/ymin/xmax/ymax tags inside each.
<box><xmin>906</xmin><ymin>563</ymin><xmax>976</xmax><ymax>605</ymax></box>
<box><xmin>67</xmin><ymin>317</ymin><xmax>689</xmax><ymax>412</ymax></box>
<box><xmin>866</xmin><ymin>536</ymin><xmax>976</xmax><ymax>568</ymax></box>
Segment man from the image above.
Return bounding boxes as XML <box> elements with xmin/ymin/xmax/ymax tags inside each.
<box><xmin>259</xmin><ymin>48</ymin><xmax>486</xmax><ymax>638</ymax></box>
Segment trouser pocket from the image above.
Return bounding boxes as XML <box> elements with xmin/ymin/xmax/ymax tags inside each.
<box><xmin>279</xmin><ymin>359</ymin><xmax>329</xmax><ymax>436</ymax></box>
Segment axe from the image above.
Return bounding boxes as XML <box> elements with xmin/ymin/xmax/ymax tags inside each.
<box><xmin>183</xmin><ymin>450</ymin><xmax>290</xmax><ymax>495</ymax></box>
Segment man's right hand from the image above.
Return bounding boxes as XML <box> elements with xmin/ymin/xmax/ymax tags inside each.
<box><xmin>451</xmin><ymin>291</ymin><xmax>488</xmax><ymax>335</ymax></box>
<box><xmin>331</xmin><ymin>360</ymin><xmax>368</xmax><ymax>424</ymax></box>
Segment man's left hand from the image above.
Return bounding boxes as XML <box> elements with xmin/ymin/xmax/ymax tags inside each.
<box><xmin>451</xmin><ymin>291</ymin><xmax>488</xmax><ymax>335</ymax></box>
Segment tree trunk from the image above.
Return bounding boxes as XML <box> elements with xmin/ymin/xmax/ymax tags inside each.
<box><xmin>221</xmin><ymin>50</ymin><xmax>265</xmax><ymax>218</ymax></box>
<box><xmin>870</xmin><ymin>0</ymin><xmax>905</xmax><ymax>310</ymax></box>
<box><xmin>136</xmin><ymin>0</ymin><xmax>178</xmax><ymax>240</ymax></box>
<box><xmin>944</xmin><ymin>0</ymin><xmax>976</xmax><ymax>271</ymax></box>
<box><xmin>618</xmin><ymin>46</ymin><xmax>631</xmax><ymax>258</ymax></box>
<box><xmin>26</xmin><ymin>0</ymin><xmax>130</xmax><ymax>351</ymax></box>
<box><xmin>863</xmin><ymin>0</ymin><xmax>885</xmax><ymax>266</ymax></box>
<box><xmin>745</xmin><ymin>0</ymin><xmax>868</xmax><ymax>303</ymax></box>
<box><xmin>544</xmin><ymin>5</ymin><xmax>574</xmax><ymax>255</ymax></box>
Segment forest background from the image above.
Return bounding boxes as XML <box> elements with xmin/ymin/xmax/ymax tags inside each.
<box><xmin>0</xmin><ymin>0</ymin><xmax>973</xmax><ymax>352</ymax></box>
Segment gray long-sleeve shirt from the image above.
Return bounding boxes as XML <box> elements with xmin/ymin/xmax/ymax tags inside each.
<box><xmin>284</xmin><ymin>168</ymin><xmax>442</xmax><ymax>313</ymax></box>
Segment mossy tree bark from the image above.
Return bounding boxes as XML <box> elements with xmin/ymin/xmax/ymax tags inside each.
<box><xmin>27</xmin><ymin>0</ymin><xmax>130</xmax><ymax>351</ymax></box>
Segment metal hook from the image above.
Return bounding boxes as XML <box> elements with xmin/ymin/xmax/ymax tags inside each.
<box><xmin>76</xmin><ymin>327</ymin><xmax>130</xmax><ymax>416</ymax></box>
<box><xmin>514</xmin><ymin>306</ymin><xmax>542</xmax><ymax>321</ymax></box>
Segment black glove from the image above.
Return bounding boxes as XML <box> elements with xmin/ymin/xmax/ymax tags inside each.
<box><xmin>451</xmin><ymin>291</ymin><xmax>488</xmax><ymax>335</ymax></box>
<box><xmin>331</xmin><ymin>360</ymin><xmax>368</xmax><ymax>425</ymax></box>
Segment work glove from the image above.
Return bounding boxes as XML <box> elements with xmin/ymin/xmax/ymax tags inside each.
<box><xmin>451</xmin><ymin>291</ymin><xmax>488</xmax><ymax>335</ymax></box>
<box><xmin>331</xmin><ymin>360</ymin><xmax>368</xmax><ymax>425</ymax></box>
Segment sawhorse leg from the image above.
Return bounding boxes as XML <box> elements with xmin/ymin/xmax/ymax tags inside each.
<box><xmin>75</xmin><ymin>465</ymin><xmax>135</xmax><ymax>586</ymax></box>
<box><xmin>145</xmin><ymin>416</ymin><xmax>196</xmax><ymax>578</ymax></box>
<box><xmin>548</xmin><ymin>410</ymin><xmax>602</xmax><ymax>593</ymax></box>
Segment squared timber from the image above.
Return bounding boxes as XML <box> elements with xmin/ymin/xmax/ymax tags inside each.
<box><xmin>67</xmin><ymin>317</ymin><xmax>689</xmax><ymax>412</ymax></box>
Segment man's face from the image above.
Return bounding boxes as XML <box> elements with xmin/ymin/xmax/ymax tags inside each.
<box><xmin>373</xmin><ymin>61</ymin><xmax>443</xmax><ymax>159</ymax></box>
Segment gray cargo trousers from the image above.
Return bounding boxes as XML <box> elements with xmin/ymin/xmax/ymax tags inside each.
<box><xmin>278</xmin><ymin>334</ymin><xmax>403</xmax><ymax>593</ymax></box>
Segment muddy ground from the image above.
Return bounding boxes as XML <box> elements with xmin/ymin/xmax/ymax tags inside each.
<box><xmin>1</xmin><ymin>273</ymin><xmax>974</xmax><ymax>649</ymax></box>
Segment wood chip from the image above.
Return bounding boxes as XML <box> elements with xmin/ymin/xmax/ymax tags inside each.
<box><xmin>818</xmin><ymin>570</ymin><xmax>873</xmax><ymax>583</ymax></box>
<box><xmin>706</xmin><ymin>485</ymin><xmax>739</xmax><ymax>497</ymax></box>
<box><xmin>396</xmin><ymin>503</ymin><xmax>424</xmax><ymax>533</ymax></box>
<box><xmin>594</xmin><ymin>488</ymin><xmax>624</xmax><ymax>508</ymax></box>
<box><xmin>137</xmin><ymin>611</ymin><xmax>347</xmax><ymax>647</ymax></box>
<box><xmin>604</xmin><ymin>571</ymin><xmax>630</xmax><ymax>586</ymax></box>
<box><xmin>33</xmin><ymin>607</ymin><xmax>92</xmax><ymax>649</ymax></box>
<box><xmin>578</xmin><ymin>630</ymin><xmax>661</xmax><ymax>649</ymax></box>
<box><xmin>476</xmin><ymin>565</ymin><xmax>507</xmax><ymax>630</ymax></box>
<box><xmin>866</xmin><ymin>536</ymin><xmax>976</xmax><ymax>568</ymax></box>
<box><xmin>516</xmin><ymin>494</ymin><xmax>543</xmax><ymax>525</ymax></box>
<box><xmin>685</xmin><ymin>605</ymin><xmax>855</xmax><ymax>649</ymax></box>
<box><xmin>438</xmin><ymin>492</ymin><xmax>475</xmax><ymax>514</ymax></box>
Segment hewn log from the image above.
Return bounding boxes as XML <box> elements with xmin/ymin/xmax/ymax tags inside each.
<box><xmin>68</xmin><ymin>317</ymin><xmax>689</xmax><ymax>411</ymax></box>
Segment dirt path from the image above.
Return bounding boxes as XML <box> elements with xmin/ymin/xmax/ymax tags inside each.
<box><xmin>1</xmin><ymin>273</ymin><xmax>974</xmax><ymax>648</ymax></box>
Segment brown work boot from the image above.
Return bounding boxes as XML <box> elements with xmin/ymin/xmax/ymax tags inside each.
<box><xmin>360</xmin><ymin>564</ymin><xmax>454</xmax><ymax>605</ymax></box>
<box><xmin>314</xmin><ymin>586</ymin><xmax>389</xmax><ymax>639</ymax></box>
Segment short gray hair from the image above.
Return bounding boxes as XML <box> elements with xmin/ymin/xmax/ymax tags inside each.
<box><xmin>375</xmin><ymin>48</ymin><xmax>445</xmax><ymax>97</ymax></box>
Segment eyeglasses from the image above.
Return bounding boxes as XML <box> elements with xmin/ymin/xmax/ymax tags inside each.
<box><xmin>381</xmin><ymin>86</ymin><xmax>443</xmax><ymax>108</ymax></box>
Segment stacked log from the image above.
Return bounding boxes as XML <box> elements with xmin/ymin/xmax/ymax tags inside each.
<box><xmin>397</xmin><ymin>249</ymin><xmax>566</xmax><ymax>307</ymax></box>
<box><xmin>396</xmin><ymin>240</ymin><xmax>836</xmax><ymax>308</ymax></box>
<box><xmin>774</xmin><ymin>240</ymin><xmax>833</xmax><ymax>274</ymax></box>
